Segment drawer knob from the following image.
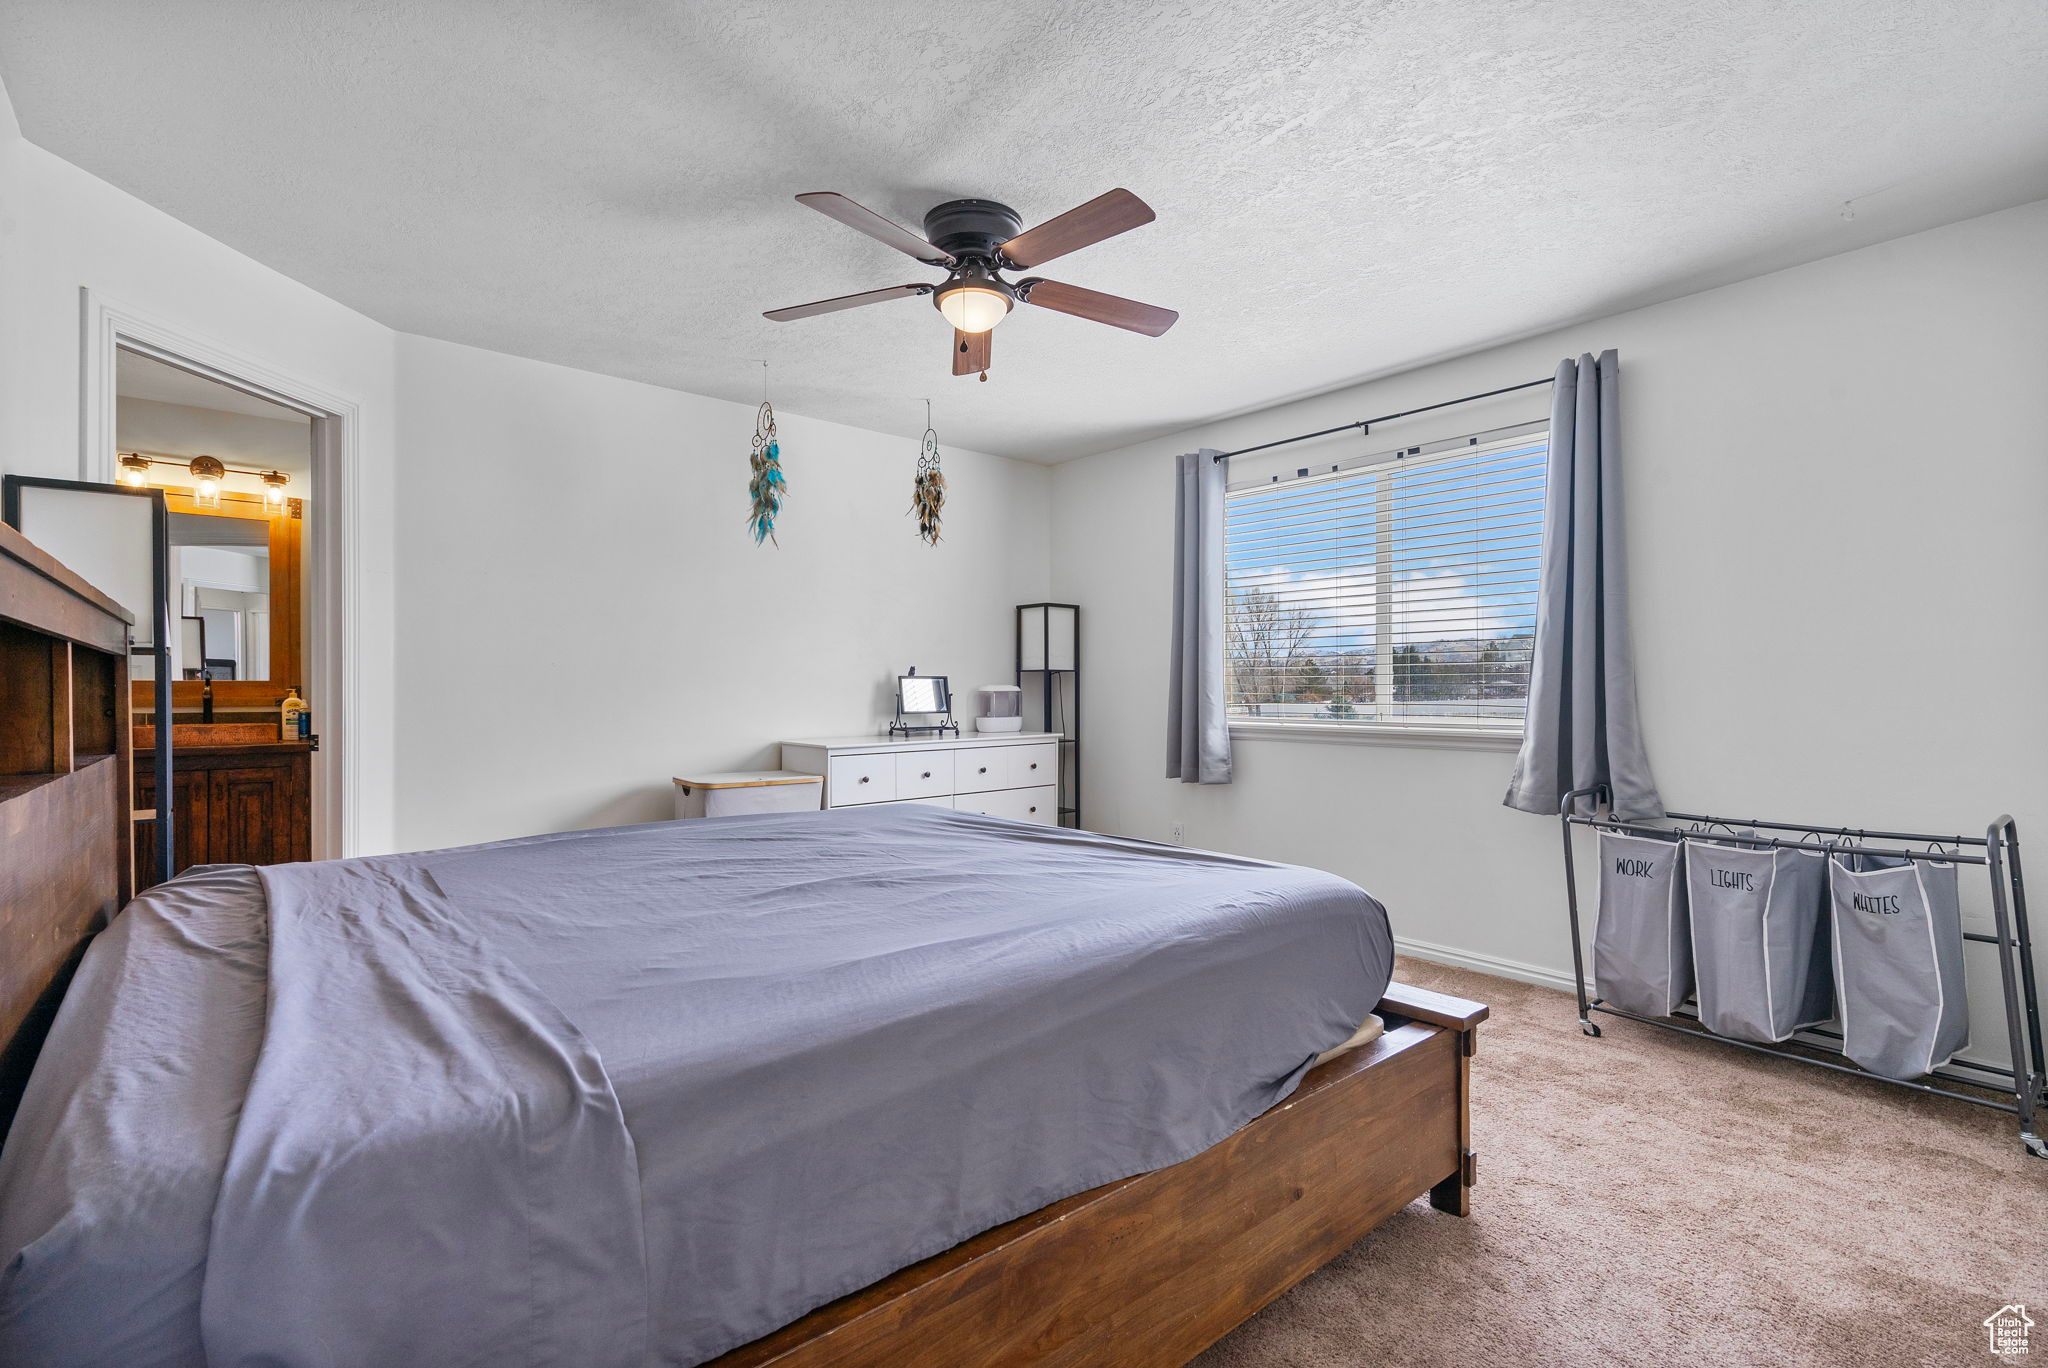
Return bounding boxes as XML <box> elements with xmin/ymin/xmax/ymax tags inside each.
<box><xmin>859</xmin><ymin>776</ymin><xmax>870</xmax><ymax>784</ymax></box>
<box><xmin>1029</xmin><ymin>806</ymin><xmax>1037</xmax><ymax>813</ymax></box>
<box><xmin>1029</xmin><ymin>762</ymin><xmax>1038</xmax><ymax>770</ymax></box>
<box><xmin>977</xmin><ymin>766</ymin><xmax>988</xmax><ymax>774</ymax></box>
<box><xmin>921</xmin><ymin>771</ymin><xmax>932</xmax><ymax>779</ymax></box>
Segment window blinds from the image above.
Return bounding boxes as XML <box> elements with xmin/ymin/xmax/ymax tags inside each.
<box><xmin>1221</xmin><ymin>423</ymin><xmax>1547</xmax><ymax>732</ymax></box>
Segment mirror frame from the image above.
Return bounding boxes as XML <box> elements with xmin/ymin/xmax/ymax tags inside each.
<box><xmin>897</xmin><ymin>673</ymin><xmax>952</xmax><ymax>716</ymax></box>
<box><xmin>132</xmin><ymin>488</ymin><xmax>302</xmax><ymax>713</ymax></box>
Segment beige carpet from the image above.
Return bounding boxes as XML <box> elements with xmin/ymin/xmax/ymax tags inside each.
<box><xmin>1191</xmin><ymin>958</ymin><xmax>2048</xmax><ymax>1368</ymax></box>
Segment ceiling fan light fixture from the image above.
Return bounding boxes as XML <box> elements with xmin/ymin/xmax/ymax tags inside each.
<box><xmin>934</xmin><ymin>272</ymin><xmax>1014</xmax><ymax>334</ymax></box>
<box><xmin>772</xmin><ymin>189</ymin><xmax>1172</xmax><ymax>376</ymax></box>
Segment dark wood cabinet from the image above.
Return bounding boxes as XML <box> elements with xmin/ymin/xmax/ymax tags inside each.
<box><xmin>135</xmin><ymin>767</ymin><xmax>209</xmax><ymax>886</ymax></box>
<box><xmin>135</xmin><ymin>742</ymin><xmax>311</xmax><ymax>889</ymax></box>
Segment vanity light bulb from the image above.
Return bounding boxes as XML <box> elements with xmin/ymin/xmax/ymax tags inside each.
<box><xmin>187</xmin><ymin>456</ymin><xmax>226</xmax><ymax>510</ymax></box>
<box><xmin>262</xmin><ymin>472</ymin><xmax>290</xmax><ymax>511</ymax></box>
<box><xmin>117</xmin><ymin>454</ymin><xmax>151</xmax><ymax>488</ymax></box>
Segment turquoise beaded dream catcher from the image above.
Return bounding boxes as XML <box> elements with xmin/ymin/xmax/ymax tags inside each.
<box><xmin>910</xmin><ymin>402</ymin><xmax>945</xmax><ymax>546</ymax></box>
<box><xmin>748</xmin><ymin>398</ymin><xmax>786</xmax><ymax>546</ymax></box>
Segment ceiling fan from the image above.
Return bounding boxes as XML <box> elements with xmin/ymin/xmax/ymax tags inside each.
<box><xmin>763</xmin><ymin>189</ymin><xmax>1177</xmax><ymax>380</ymax></box>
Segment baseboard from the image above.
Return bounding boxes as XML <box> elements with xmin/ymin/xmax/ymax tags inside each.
<box><xmin>1392</xmin><ymin>934</ymin><xmax>1579</xmax><ymax>995</ymax></box>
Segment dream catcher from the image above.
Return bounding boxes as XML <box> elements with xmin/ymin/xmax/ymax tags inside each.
<box><xmin>748</xmin><ymin>396</ymin><xmax>786</xmax><ymax>546</ymax></box>
<box><xmin>910</xmin><ymin>401</ymin><xmax>945</xmax><ymax>546</ymax></box>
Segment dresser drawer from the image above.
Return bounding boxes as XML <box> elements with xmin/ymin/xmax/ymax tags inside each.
<box><xmin>894</xmin><ymin>751</ymin><xmax>955</xmax><ymax>800</ymax></box>
<box><xmin>1005</xmin><ymin>743</ymin><xmax>1058</xmax><ymax>790</ymax></box>
<box><xmin>957</xmin><ymin>785</ymin><xmax>1057</xmax><ymax>824</ymax></box>
<box><xmin>953</xmin><ymin>746</ymin><xmax>1011</xmax><ymax>793</ymax></box>
<box><xmin>829</xmin><ymin>753</ymin><xmax>898</xmax><ymax>805</ymax></box>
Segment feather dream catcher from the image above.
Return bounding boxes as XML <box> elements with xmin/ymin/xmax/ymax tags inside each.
<box><xmin>748</xmin><ymin>396</ymin><xmax>786</xmax><ymax>546</ymax></box>
<box><xmin>911</xmin><ymin>402</ymin><xmax>945</xmax><ymax>546</ymax></box>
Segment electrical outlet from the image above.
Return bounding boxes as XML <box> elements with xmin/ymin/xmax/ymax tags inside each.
<box><xmin>1168</xmin><ymin>821</ymin><xmax>1186</xmax><ymax>845</ymax></box>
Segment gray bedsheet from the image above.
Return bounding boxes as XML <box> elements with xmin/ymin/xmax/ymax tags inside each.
<box><xmin>0</xmin><ymin>803</ymin><xmax>1392</xmax><ymax>1367</ymax></box>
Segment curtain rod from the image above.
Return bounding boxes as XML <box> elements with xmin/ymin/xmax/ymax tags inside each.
<box><xmin>1211</xmin><ymin>376</ymin><xmax>1554</xmax><ymax>463</ymax></box>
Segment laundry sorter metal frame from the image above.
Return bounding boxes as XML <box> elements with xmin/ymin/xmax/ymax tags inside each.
<box><xmin>1558</xmin><ymin>786</ymin><xmax>2046</xmax><ymax>1159</ymax></box>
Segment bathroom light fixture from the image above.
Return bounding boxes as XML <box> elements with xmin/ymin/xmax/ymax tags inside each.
<box><xmin>932</xmin><ymin>266</ymin><xmax>1014</xmax><ymax>334</ymax></box>
<box><xmin>187</xmin><ymin>455</ymin><xmax>226</xmax><ymax>509</ymax></box>
<box><xmin>260</xmin><ymin>469</ymin><xmax>290</xmax><ymax>513</ymax></box>
<box><xmin>117</xmin><ymin>453</ymin><xmax>152</xmax><ymax>488</ymax></box>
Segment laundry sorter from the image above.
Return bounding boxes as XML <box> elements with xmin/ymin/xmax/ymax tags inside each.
<box><xmin>1558</xmin><ymin>786</ymin><xmax>2045</xmax><ymax>1160</ymax></box>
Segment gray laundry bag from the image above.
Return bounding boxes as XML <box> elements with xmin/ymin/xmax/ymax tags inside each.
<box><xmin>1684</xmin><ymin>838</ymin><xmax>1832</xmax><ymax>1042</ymax></box>
<box><xmin>1827</xmin><ymin>852</ymin><xmax>1968</xmax><ymax>1079</ymax></box>
<box><xmin>1594</xmin><ymin>829</ymin><xmax>1692</xmax><ymax>1016</ymax></box>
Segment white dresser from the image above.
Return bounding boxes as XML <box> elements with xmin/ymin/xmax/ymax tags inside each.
<box><xmin>780</xmin><ymin>732</ymin><xmax>1062</xmax><ymax>824</ymax></box>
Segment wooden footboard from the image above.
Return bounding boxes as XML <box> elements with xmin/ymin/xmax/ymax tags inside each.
<box><xmin>711</xmin><ymin>981</ymin><xmax>1486</xmax><ymax>1368</ymax></box>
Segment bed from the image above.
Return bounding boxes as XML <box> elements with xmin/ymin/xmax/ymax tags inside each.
<box><xmin>0</xmin><ymin>526</ymin><xmax>1486</xmax><ymax>1368</ymax></box>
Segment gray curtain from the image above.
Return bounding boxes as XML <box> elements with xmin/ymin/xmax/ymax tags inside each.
<box><xmin>1167</xmin><ymin>449</ymin><xmax>1232</xmax><ymax>784</ymax></box>
<box><xmin>1504</xmin><ymin>351</ymin><xmax>1663</xmax><ymax>819</ymax></box>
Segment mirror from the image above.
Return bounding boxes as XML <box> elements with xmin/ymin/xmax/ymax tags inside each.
<box><xmin>898</xmin><ymin>674</ymin><xmax>951</xmax><ymax>715</ymax></box>
<box><xmin>176</xmin><ymin>616</ymin><xmax>209</xmax><ymax>679</ymax></box>
<box><xmin>132</xmin><ymin>490</ymin><xmax>301</xmax><ymax>710</ymax></box>
<box><xmin>172</xmin><ymin>512</ymin><xmax>270</xmax><ymax>681</ymax></box>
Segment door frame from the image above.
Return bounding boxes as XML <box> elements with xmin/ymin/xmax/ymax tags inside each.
<box><xmin>81</xmin><ymin>287</ymin><xmax>363</xmax><ymax>860</ymax></box>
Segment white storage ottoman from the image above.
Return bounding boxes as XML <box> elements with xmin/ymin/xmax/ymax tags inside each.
<box><xmin>672</xmin><ymin>770</ymin><xmax>824</xmax><ymax>819</ymax></box>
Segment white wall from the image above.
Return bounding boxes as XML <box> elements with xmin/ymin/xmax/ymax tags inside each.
<box><xmin>0</xmin><ymin>78</ymin><xmax>403</xmax><ymax>853</ymax></box>
<box><xmin>0</xmin><ymin>77</ymin><xmax>1052</xmax><ymax>856</ymax></box>
<box><xmin>177</xmin><ymin>546</ymin><xmax>265</xmax><ymax>594</ymax></box>
<box><xmin>392</xmin><ymin>334</ymin><xmax>1051</xmax><ymax>849</ymax></box>
<box><xmin>1052</xmin><ymin>201</ymin><xmax>2048</xmax><ymax>1015</ymax></box>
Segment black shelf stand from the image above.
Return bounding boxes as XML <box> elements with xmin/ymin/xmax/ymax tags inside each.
<box><xmin>1016</xmin><ymin>603</ymin><xmax>1079</xmax><ymax>829</ymax></box>
<box><xmin>1560</xmin><ymin>785</ymin><xmax>2046</xmax><ymax>1159</ymax></box>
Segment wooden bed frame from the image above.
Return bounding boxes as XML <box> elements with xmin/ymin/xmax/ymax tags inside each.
<box><xmin>0</xmin><ymin>525</ymin><xmax>1486</xmax><ymax>1368</ymax></box>
<box><xmin>708</xmin><ymin>981</ymin><xmax>1484</xmax><ymax>1368</ymax></box>
<box><xmin>0</xmin><ymin>522</ymin><xmax>133</xmax><ymax>1139</ymax></box>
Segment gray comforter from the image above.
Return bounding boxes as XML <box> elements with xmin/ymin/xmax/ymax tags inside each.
<box><xmin>0</xmin><ymin>803</ymin><xmax>1392</xmax><ymax>1367</ymax></box>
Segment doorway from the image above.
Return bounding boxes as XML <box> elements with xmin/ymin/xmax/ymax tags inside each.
<box><xmin>79</xmin><ymin>289</ymin><xmax>360</xmax><ymax>862</ymax></box>
<box><xmin>115</xmin><ymin>349</ymin><xmax>320</xmax><ymax>883</ymax></box>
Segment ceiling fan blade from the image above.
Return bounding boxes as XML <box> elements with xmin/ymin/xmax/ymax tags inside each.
<box><xmin>998</xmin><ymin>189</ymin><xmax>1155</xmax><ymax>269</ymax></box>
<box><xmin>1018</xmin><ymin>278</ymin><xmax>1178</xmax><ymax>337</ymax></box>
<box><xmin>763</xmin><ymin>284</ymin><xmax>932</xmax><ymax>322</ymax></box>
<box><xmin>795</xmin><ymin>192</ymin><xmax>957</xmax><ymax>266</ymax></box>
<box><xmin>951</xmin><ymin>329</ymin><xmax>991</xmax><ymax>377</ymax></box>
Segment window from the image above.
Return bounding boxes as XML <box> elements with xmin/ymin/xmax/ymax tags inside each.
<box><xmin>1222</xmin><ymin>424</ymin><xmax>1546</xmax><ymax>737</ymax></box>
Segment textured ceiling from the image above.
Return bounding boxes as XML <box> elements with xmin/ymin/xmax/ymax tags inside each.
<box><xmin>6</xmin><ymin>2</ymin><xmax>2047</xmax><ymax>461</ymax></box>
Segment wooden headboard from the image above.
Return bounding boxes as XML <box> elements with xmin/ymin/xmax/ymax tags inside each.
<box><xmin>0</xmin><ymin>521</ymin><xmax>133</xmax><ymax>1139</ymax></box>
